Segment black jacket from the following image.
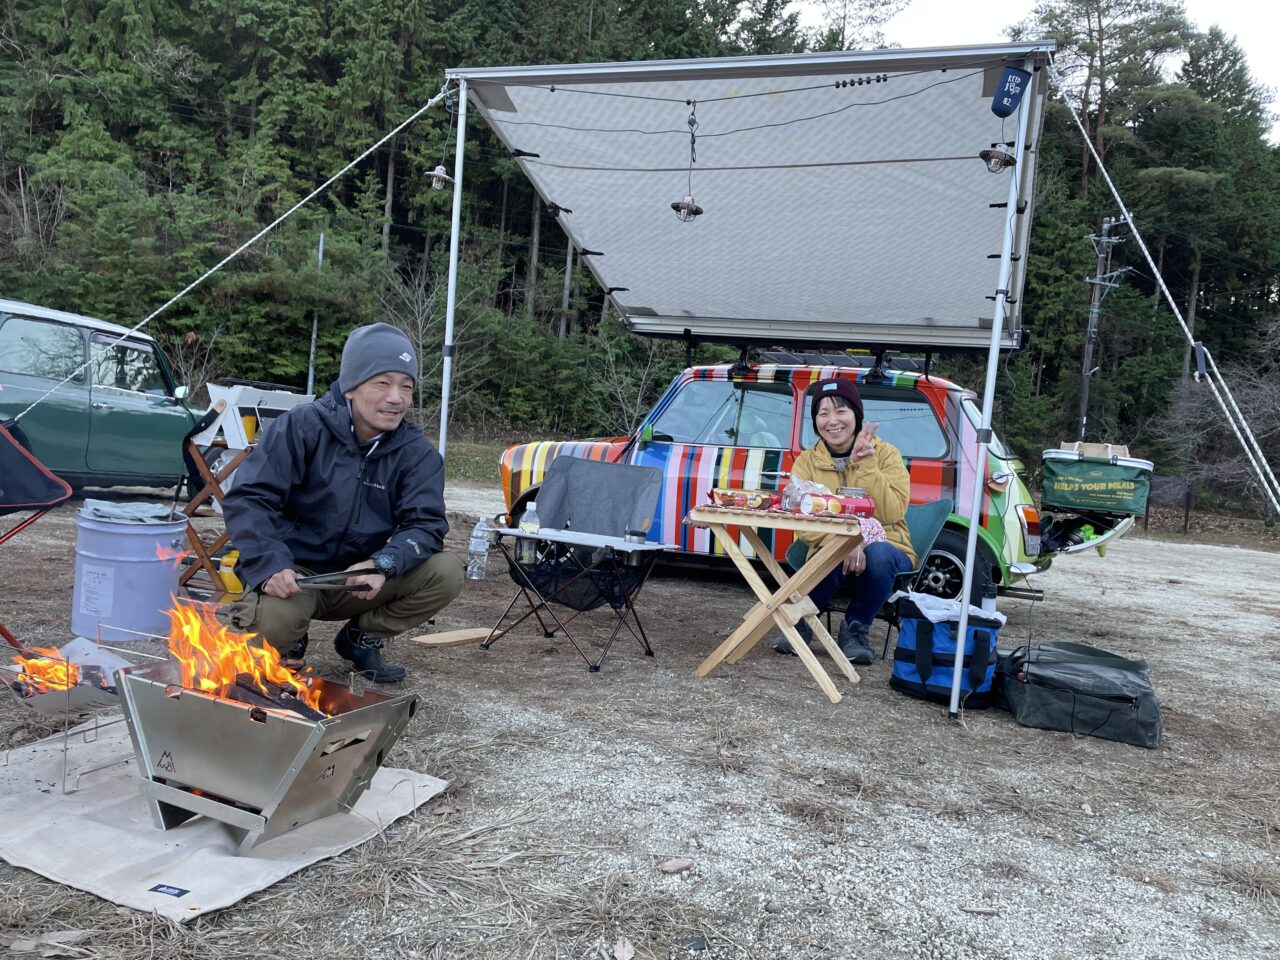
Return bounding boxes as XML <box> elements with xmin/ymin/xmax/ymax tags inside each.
<box><xmin>223</xmin><ymin>383</ymin><xmax>448</xmax><ymax>589</ymax></box>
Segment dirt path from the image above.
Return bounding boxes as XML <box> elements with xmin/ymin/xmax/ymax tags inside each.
<box><xmin>1</xmin><ymin>495</ymin><xmax>1277</xmax><ymax>959</ymax></box>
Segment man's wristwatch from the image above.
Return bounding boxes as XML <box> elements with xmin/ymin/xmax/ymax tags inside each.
<box><xmin>371</xmin><ymin>551</ymin><xmax>398</xmax><ymax>578</ymax></box>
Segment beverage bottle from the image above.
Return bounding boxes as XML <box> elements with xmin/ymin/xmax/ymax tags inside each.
<box><xmin>466</xmin><ymin>518</ymin><xmax>491</xmax><ymax>581</ymax></box>
<box><xmin>516</xmin><ymin>501</ymin><xmax>540</xmax><ymax>564</ymax></box>
<box><xmin>980</xmin><ymin>583</ymin><xmax>998</xmax><ymax>615</ymax></box>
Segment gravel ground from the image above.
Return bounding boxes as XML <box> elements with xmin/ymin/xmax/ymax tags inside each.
<box><xmin>1</xmin><ymin>487</ymin><xmax>1277</xmax><ymax>959</ymax></box>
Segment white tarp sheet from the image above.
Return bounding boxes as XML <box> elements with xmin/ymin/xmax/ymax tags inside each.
<box><xmin>450</xmin><ymin>43</ymin><xmax>1052</xmax><ymax>350</ymax></box>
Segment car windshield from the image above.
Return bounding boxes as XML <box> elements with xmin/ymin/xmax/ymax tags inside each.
<box><xmin>801</xmin><ymin>385</ymin><xmax>948</xmax><ymax>459</ymax></box>
<box><xmin>650</xmin><ymin>380</ymin><xmax>793</xmax><ymax>448</ymax></box>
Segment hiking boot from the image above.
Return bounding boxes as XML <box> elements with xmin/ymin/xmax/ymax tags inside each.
<box><xmin>773</xmin><ymin>621</ymin><xmax>815</xmax><ymax>656</ymax></box>
<box><xmin>280</xmin><ymin>633</ymin><xmax>309</xmax><ymax>671</ymax></box>
<box><xmin>837</xmin><ymin>619</ymin><xmax>874</xmax><ymax>665</ymax></box>
<box><xmin>333</xmin><ymin>622</ymin><xmax>406</xmax><ymax>683</ymax></box>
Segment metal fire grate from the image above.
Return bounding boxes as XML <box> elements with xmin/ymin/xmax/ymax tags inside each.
<box><xmin>117</xmin><ymin>661</ymin><xmax>419</xmax><ymax>855</ymax></box>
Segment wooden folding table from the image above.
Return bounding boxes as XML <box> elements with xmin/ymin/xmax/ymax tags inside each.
<box><xmin>685</xmin><ymin>505</ymin><xmax>864</xmax><ymax>704</ymax></box>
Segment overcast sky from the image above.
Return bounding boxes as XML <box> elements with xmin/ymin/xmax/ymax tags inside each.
<box><xmin>800</xmin><ymin>1</ymin><xmax>1278</xmax><ymax>138</ymax></box>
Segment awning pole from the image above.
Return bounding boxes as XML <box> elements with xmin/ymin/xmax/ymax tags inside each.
<box><xmin>438</xmin><ymin>78</ymin><xmax>468</xmax><ymax>459</ymax></box>
<box><xmin>947</xmin><ymin>77</ymin><xmax>1034</xmax><ymax>719</ymax></box>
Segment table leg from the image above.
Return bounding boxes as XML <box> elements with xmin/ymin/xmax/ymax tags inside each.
<box><xmin>694</xmin><ymin>527</ymin><xmax>849</xmax><ymax>688</ymax></box>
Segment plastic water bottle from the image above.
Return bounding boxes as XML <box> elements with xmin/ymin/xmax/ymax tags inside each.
<box><xmin>466</xmin><ymin>518</ymin><xmax>491</xmax><ymax>581</ymax></box>
<box><xmin>980</xmin><ymin>583</ymin><xmax>998</xmax><ymax>616</ymax></box>
<box><xmin>516</xmin><ymin>501</ymin><xmax>540</xmax><ymax>564</ymax></box>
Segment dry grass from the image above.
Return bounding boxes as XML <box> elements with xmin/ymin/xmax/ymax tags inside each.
<box><xmin>1208</xmin><ymin>861</ymin><xmax>1280</xmax><ymax>914</ymax></box>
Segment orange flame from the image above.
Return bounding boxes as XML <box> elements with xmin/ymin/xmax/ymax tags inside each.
<box><xmin>156</xmin><ymin>542</ymin><xmax>191</xmax><ymax>569</ymax></box>
<box><xmin>165</xmin><ymin>603</ymin><xmax>329</xmax><ymax>716</ymax></box>
<box><xmin>14</xmin><ymin>647</ymin><xmax>80</xmax><ymax>693</ymax></box>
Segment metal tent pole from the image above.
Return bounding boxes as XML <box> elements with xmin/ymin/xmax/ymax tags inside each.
<box><xmin>438</xmin><ymin>79</ymin><xmax>468</xmax><ymax>459</ymax></box>
<box><xmin>947</xmin><ymin>79</ymin><xmax>1034</xmax><ymax>719</ymax></box>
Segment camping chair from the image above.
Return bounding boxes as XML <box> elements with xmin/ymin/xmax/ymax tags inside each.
<box><xmin>0</xmin><ymin>420</ymin><xmax>74</xmax><ymax>649</ymax></box>
<box><xmin>483</xmin><ymin>456</ymin><xmax>667</xmax><ymax>672</ymax></box>
<box><xmin>784</xmin><ymin>498</ymin><xmax>954</xmax><ymax>659</ymax></box>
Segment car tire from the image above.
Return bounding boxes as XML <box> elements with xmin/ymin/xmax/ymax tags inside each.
<box><xmin>915</xmin><ymin>527</ymin><xmax>994</xmax><ymax>607</ymax></box>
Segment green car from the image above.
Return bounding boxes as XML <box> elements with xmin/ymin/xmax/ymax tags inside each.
<box><xmin>0</xmin><ymin>298</ymin><xmax>197</xmax><ymax>488</ymax></box>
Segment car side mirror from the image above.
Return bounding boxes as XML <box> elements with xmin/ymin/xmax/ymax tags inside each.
<box><xmin>639</xmin><ymin>424</ymin><xmax>654</xmax><ymax>444</ymax></box>
<box><xmin>173</xmin><ymin>385</ymin><xmax>190</xmax><ymax>400</ymax></box>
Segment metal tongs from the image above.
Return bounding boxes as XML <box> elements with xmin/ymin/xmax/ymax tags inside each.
<box><xmin>295</xmin><ymin>567</ymin><xmax>379</xmax><ymax>591</ymax></box>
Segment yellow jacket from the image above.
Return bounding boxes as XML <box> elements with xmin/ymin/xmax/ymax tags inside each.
<box><xmin>791</xmin><ymin>438</ymin><xmax>915</xmax><ymax>564</ymax></box>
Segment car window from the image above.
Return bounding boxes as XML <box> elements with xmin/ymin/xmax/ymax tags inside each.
<box><xmin>961</xmin><ymin>397</ymin><xmax>1014</xmax><ymax>460</ymax></box>
<box><xmin>801</xmin><ymin>385</ymin><xmax>948</xmax><ymax>458</ymax></box>
<box><xmin>90</xmin><ymin>334</ymin><xmax>169</xmax><ymax>394</ymax></box>
<box><xmin>0</xmin><ymin>316</ymin><xmax>86</xmax><ymax>381</ymax></box>
<box><xmin>651</xmin><ymin>380</ymin><xmax>793</xmax><ymax>448</ymax></box>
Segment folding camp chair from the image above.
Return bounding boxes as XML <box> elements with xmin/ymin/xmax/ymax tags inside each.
<box><xmin>483</xmin><ymin>456</ymin><xmax>667</xmax><ymax>672</ymax></box>
<box><xmin>0</xmin><ymin>420</ymin><xmax>74</xmax><ymax>649</ymax></box>
<box><xmin>784</xmin><ymin>498</ymin><xmax>954</xmax><ymax>658</ymax></box>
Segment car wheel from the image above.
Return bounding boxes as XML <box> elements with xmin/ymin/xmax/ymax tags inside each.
<box><xmin>915</xmin><ymin>528</ymin><xmax>994</xmax><ymax>606</ymax></box>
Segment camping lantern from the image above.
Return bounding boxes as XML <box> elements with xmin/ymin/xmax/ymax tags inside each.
<box><xmin>430</xmin><ymin>164</ymin><xmax>454</xmax><ymax>190</ymax></box>
<box><xmin>672</xmin><ymin>195</ymin><xmax>703</xmax><ymax>222</ymax></box>
<box><xmin>979</xmin><ymin>142</ymin><xmax>1016</xmax><ymax>174</ymax></box>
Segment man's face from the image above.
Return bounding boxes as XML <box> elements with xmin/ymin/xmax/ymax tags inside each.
<box><xmin>345</xmin><ymin>372</ymin><xmax>414</xmax><ymax>440</ymax></box>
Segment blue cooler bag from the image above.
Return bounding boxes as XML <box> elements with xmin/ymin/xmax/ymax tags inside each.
<box><xmin>890</xmin><ymin>595</ymin><xmax>1001</xmax><ymax>709</ymax></box>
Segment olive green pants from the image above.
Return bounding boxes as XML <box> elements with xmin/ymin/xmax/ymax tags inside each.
<box><xmin>224</xmin><ymin>552</ymin><xmax>465</xmax><ymax>650</ymax></box>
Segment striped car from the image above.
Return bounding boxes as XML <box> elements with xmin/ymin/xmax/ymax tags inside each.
<box><xmin>501</xmin><ymin>363</ymin><xmax>1048</xmax><ymax>600</ymax></box>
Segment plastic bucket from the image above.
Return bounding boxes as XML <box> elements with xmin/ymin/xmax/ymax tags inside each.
<box><xmin>72</xmin><ymin>510</ymin><xmax>187</xmax><ymax>642</ymax></box>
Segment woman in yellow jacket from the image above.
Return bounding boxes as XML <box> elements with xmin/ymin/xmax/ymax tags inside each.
<box><xmin>776</xmin><ymin>377</ymin><xmax>916</xmax><ymax>664</ymax></box>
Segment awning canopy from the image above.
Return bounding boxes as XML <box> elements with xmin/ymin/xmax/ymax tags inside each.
<box><xmin>447</xmin><ymin>42</ymin><xmax>1053</xmax><ymax>351</ymax></box>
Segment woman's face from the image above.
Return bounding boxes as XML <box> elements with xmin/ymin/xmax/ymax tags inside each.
<box><xmin>815</xmin><ymin>397</ymin><xmax>857</xmax><ymax>451</ymax></box>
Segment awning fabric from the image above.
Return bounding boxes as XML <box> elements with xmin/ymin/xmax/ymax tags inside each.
<box><xmin>448</xmin><ymin>43</ymin><xmax>1053</xmax><ymax>351</ymax></box>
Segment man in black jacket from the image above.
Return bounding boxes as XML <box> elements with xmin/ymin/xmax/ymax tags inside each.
<box><xmin>223</xmin><ymin>323</ymin><xmax>463</xmax><ymax>682</ymax></box>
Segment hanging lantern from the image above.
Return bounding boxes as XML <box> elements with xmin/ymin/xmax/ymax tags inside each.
<box><xmin>979</xmin><ymin>143</ymin><xmax>1016</xmax><ymax>174</ymax></box>
<box><xmin>671</xmin><ymin>195</ymin><xmax>703</xmax><ymax>222</ymax></box>
<box><xmin>430</xmin><ymin>164</ymin><xmax>454</xmax><ymax>190</ymax></box>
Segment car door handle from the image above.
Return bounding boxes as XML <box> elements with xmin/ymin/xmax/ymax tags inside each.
<box><xmin>91</xmin><ymin>401</ymin><xmax>113</xmax><ymax>410</ymax></box>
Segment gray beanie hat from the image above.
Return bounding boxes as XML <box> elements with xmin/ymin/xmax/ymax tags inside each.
<box><xmin>338</xmin><ymin>323</ymin><xmax>417</xmax><ymax>393</ymax></box>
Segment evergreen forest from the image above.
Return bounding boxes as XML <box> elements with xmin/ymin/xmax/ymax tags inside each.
<box><xmin>1</xmin><ymin>1</ymin><xmax>1277</xmax><ymax>510</ymax></box>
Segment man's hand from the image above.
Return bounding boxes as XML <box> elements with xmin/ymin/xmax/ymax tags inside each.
<box><xmin>263</xmin><ymin>568</ymin><xmax>302</xmax><ymax>598</ymax></box>
<box><xmin>852</xmin><ymin>421</ymin><xmax>879</xmax><ymax>462</ymax></box>
<box><xmin>346</xmin><ymin>560</ymin><xmax>386</xmax><ymax>600</ymax></box>
<box><xmin>842</xmin><ymin>543</ymin><xmax>867</xmax><ymax>576</ymax></box>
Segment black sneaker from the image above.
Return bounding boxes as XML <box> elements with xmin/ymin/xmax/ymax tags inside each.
<box><xmin>773</xmin><ymin>621</ymin><xmax>815</xmax><ymax>655</ymax></box>
<box><xmin>837</xmin><ymin>620</ymin><xmax>874</xmax><ymax>665</ymax></box>
<box><xmin>281</xmin><ymin>634</ymin><xmax>309</xmax><ymax>671</ymax></box>
<box><xmin>333</xmin><ymin>622</ymin><xmax>406</xmax><ymax>683</ymax></box>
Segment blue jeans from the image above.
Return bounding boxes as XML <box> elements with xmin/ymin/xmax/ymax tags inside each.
<box><xmin>805</xmin><ymin>541</ymin><xmax>913</xmax><ymax>627</ymax></box>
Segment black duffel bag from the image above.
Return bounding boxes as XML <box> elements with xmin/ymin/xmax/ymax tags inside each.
<box><xmin>997</xmin><ymin>641</ymin><xmax>1162</xmax><ymax>749</ymax></box>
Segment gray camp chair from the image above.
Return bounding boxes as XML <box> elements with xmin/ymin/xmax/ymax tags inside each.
<box><xmin>484</xmin><ymin>456</ymin><xmax>666</xmax><ymax>672</ymax></box>
<box><xmin>784</xmin><ymin>498</ymin><xmax>954</xmax><ymax>658</ymax></box>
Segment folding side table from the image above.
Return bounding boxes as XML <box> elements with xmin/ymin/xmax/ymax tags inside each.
<box><xmin>685</xmin><ymin>505</ymin><xmax>864</xmax><ymax>704</ymax></box>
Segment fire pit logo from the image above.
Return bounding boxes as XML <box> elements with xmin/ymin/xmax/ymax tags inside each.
<box><xmin>156</xmin><ymin>750</ymin><xmax>176</xmax><ymax>773</ymax></box>
<box><xmin>319</xmin><ymin>763</ymin><xmax>335</xmax><ymax>781</ymax></box>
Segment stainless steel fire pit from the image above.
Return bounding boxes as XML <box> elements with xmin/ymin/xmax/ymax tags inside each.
<box><xmin>117</xmin><ymin>661</ymin><xmax>419</xmax><ymax>854</ymax></box>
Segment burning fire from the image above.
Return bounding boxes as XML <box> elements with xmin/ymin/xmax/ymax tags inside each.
<box><xmin>156</xmin><ymin>542</ymin><xmax>191</xmax><ymax>569</ymax></box>
<box><xmin>165</xmin><ymin>603</ymin><xmax>329</xmax><ymax>716</ymax></box>
<box><xmin>13</xmin><ymin>647</ymin><xmax>80</xmax><ymax>693</ymax></box>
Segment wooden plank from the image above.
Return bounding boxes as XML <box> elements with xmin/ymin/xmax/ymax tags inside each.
<box><xmin>686</xmin><ymin>505</ymin><xmax>863</xmax><ymax>538</ymax></box>
<box><xmin>407</xmin><ymin>628</ymin><xmax>492</xmax><ymax>647</ymax></box>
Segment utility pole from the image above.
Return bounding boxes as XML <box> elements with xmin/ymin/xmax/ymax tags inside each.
<box><xmin>1077</xmin><ymin>217</ymin><xmax>1126</xmax><ymax>442</ymax></box>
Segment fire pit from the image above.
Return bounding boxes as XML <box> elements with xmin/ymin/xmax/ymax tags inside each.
<box><xmin>3</xmin><ymin>646</ymin><xmax>120</xmax><ymax>715</ymax></box>
<box><xmin>117</xmin><ymin>605</ymin><xmax>419</xmax><ymax>854</ymax></box>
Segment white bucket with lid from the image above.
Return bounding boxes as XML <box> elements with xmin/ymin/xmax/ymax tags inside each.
<box><xmin>72</xmin><ymin>501</ymin><xmax>187</xmax><ymax>642</ymax></box>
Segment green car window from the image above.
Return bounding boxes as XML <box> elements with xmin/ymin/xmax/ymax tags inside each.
<box><xmin>90</xmin><ymin>335</ymin><xmax>169</xmax><ymax>395</ymax></box>
<box><xmin>0</xmin><ymin>316</ymin><xmax>85</xmax><ymax>381</ymax></box>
